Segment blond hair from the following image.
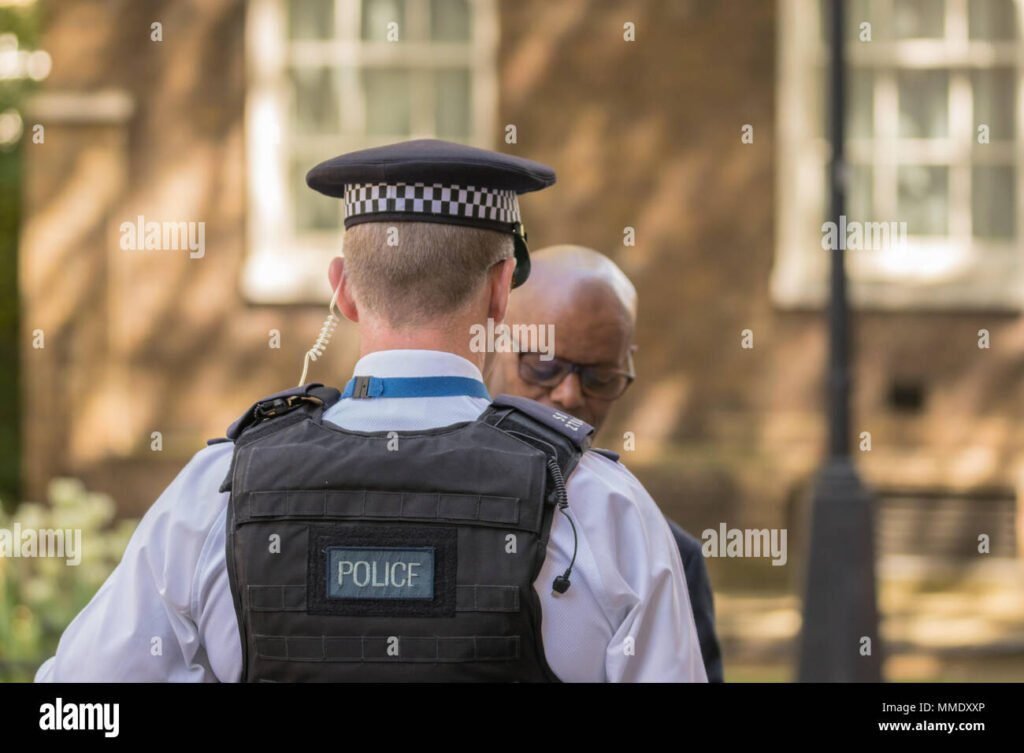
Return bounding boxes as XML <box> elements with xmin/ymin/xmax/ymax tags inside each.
<box><xmin>342</xmin><ymin>222</ymin><xmax>513</xmax><ymax>329</ymax></box>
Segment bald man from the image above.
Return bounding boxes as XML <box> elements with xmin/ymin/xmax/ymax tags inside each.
<box><xmin>488</xmin><ymin>245</ymin><xmax>724</xmax><ymax>682</ymax></box>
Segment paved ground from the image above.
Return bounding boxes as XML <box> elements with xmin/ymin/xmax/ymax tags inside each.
<box><xmin>714</xmin><ymin>557</ymin><xmax>1024</xmax><ymax>682</ymax></box>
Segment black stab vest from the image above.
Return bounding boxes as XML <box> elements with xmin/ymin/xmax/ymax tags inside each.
<box><xmin>214</xmin><ymin>384</ymin><xmax>593</xmax><ymax>682</ymax></box>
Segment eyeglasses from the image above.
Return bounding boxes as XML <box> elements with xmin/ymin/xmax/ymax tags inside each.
<box><xmin>517</xmin><ymin>351</ymin><xmax>636</xmax><ymax>400</ymax></box>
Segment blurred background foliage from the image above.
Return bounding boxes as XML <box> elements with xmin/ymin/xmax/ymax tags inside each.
<box><xmin>0</xmin><ymin>1</ymin><xmax>44</xmax><ymax>513</ymax></box>
<box><xmin>0</xmin><ymin>478</ymin><xmax>135</xmax><ymax>682</ymax></box>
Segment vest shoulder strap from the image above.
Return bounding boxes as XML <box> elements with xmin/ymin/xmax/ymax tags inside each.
<box><xmin>214</xmin><ymin>383</ymin><xmax>341</xmax><ymax>494</ymax></box>
<box><xmin>478</xmin><ymin>394</ymin><xmax>594</xmax><ymax>479</ymax></box>
<box><xmin>210</xmin><ymin>383</ymin><xmax>342</xmax><ymax>446</ymax></box>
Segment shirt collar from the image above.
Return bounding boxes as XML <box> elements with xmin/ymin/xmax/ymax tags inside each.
<box><xmin>350</xmin><ymin>349</ymin><xmax>485</xmax><ymax>382</ymax></box>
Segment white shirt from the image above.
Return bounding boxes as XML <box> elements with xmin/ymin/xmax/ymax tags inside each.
<box><xmin>35</xmin><ymin>350</ymin><xmax>707</xmax><ymax>683</ymax></box>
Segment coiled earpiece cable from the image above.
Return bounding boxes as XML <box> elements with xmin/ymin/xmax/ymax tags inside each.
<box><xmin>297</xmin><ymin>285</ymin><xmax>341</xmax><ymax>386</ymax></box>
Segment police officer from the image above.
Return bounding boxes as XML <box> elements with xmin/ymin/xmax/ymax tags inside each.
<box><xmin>35</xmin><ymin>139</ymin><xmax>707</xmax><ymax>682</ymax></box>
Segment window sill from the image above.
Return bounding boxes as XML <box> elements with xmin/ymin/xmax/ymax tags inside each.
<box><xmin>771</xmin><ymin>243</ymin><xmax>1024</xmax><ymax>312</ymax></box>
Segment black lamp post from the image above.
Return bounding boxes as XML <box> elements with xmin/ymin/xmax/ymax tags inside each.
<box><xmin>796</xmin><ymin>0</ymin><xmax>883</xmax><ymax>682</ymax></box>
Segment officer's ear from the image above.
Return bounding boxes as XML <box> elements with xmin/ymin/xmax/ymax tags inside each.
<box><xmin>328</xmin><ymin>256</ymin><xmax>359</xmax><ymax>323</ymax></box>
<box><xmin>487</xmin><ymin>257</ymin><xmax>516</xmax><ymax>324</ymax></box>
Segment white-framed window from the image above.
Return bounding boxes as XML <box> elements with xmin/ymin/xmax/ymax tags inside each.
<box><xmin>243</xmin><ymin>0</ymin><xmax>499</xmax><ymax>303</ymax></box>
<box><xmin>774</xmin><ymin>0</ymin><xmax>1024</xmax><ymax>310</ymax></box>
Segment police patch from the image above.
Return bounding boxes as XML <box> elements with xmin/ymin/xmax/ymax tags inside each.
<box><xmin>308</xmin><ymin>524</ymin><xmax>457</xmax><ymax>617</ymax></box>
<box><xmin>327</xmin><ymin>547</ymin><xmax>435</xmax><ymax>600</ymax></box>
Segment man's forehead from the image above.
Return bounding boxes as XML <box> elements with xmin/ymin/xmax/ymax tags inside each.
<box><xmin>517</xmin><ymin>281</ymin><xmax>631</xmax><ymax>330</ymax></box>
<box><xmin>512</xmin><ymin>298</ymin><xmax>631</xmax><ymax>363</ymax></box>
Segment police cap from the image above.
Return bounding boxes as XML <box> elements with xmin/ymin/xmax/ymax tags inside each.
<box><xmin>306</xmin><ymin>139</ymin><xmax>556</xmax><ymax>288</ymax></box>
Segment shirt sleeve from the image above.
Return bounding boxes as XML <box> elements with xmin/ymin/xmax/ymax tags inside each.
<box><xmin>571</xmin><ymin>453</ymin><xmax>708</xmax><ymax>683</ymax></box>
<box><xmin>34</xmin><ymin>443</ymin><xmax>234</xmax><ymax>682</ymax></box>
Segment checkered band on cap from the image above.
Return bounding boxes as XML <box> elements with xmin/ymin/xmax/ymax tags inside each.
<box><xmin>343</xmin><ymin>183</ymin><xmax>521</xmax><ymax>226</ymax></box>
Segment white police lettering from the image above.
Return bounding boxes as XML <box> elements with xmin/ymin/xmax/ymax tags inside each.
<box><xmin>552</xmin><ymin>411</ymin><xmax>585</xmax><ymax>433</ymax></box>
<box><xmin>327</xmin><ymin>546</ymin><xmax>435</xmax><ymax>600</ymax></box>
<box><xmin>338</xmin><ymin>559</ymin><xmax>421</xmax><ymax>588</ymax></box>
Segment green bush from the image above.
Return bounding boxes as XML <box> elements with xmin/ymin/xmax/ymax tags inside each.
<box><xmin>0</xmin><ymin>479</ymin><xmax>136</xmax><ymax>682</ymax></box>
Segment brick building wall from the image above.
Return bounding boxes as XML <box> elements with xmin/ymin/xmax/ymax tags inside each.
<box><xmin>19</xmin><ymin>0</ymin><xmax>1024</xmax><ymax>580</ymax></box>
